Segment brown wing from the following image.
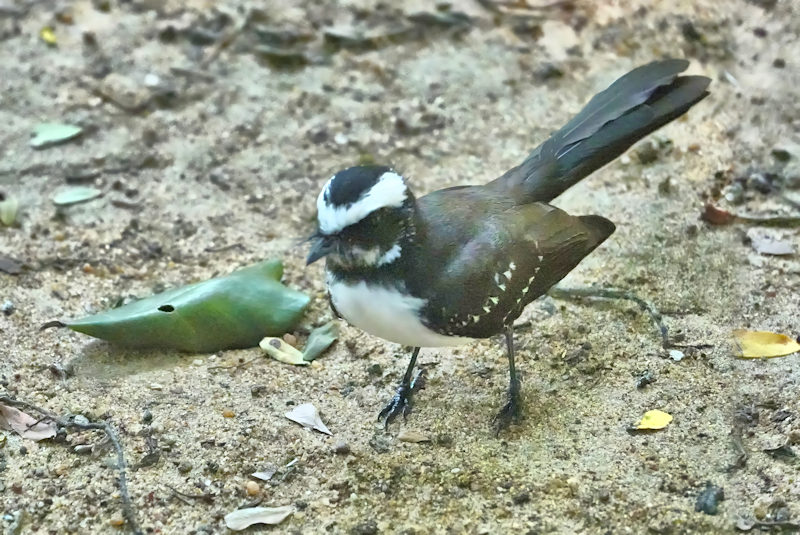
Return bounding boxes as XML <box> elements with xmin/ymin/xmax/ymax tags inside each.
<box><xmin>415</xmin><ymin>196</ymin><xmax>614</xmax><ymax>338</ymax></box>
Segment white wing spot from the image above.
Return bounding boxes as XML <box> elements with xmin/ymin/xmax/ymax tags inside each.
<box><xmin>489</xmin><ymin>296</ymin><xmax>499</xmax><ymax>305</ymax></box>
<box><xmin>503</xmin><ymin>269</ymin><xmax>513</xmax><ymax>280</ymax></box>
<box><xmin>499</xmin><ymin>283</ymin><xmax>506</xmax><ymax>291</ymax></box>
<box><xmin>537</xmin><ymin>255</ymin><xmax>544</xmax><ymax>262</ymax></box>
<box><xmin>483</xmin><ymin>306</ymin><xmax>491</xmax><ymax>314</ymax></box>
<box><xmin>509</xmin><ymin>262</ymin><xmax>517</xmax><ymax>271</ymax></box>
<box><xmin>471</xmin><ymin>315</ymin><xmax>480</xmax><ymax>323</ymax></box>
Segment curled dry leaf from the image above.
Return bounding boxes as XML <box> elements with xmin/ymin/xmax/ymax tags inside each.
<box><xmin>0</xmin><ymin>403</ymin><xmax>57</xmax><ymax>441</ymax></box>
<box><xmin>260</xmin><ymin>336</ymin><xmax>307</xmax><ymax>365</ymax></box>
<box><xmin>223</xmin><ymin>505</ymin><xmax>294</xmax><ymax>531</ymax></box>
<box><xmin>285</xmin><ymin>402</ymin><xmax>331</xmax><ymax>435</ymax></box>
<box><xmin>701</xmin><ymin>204</ymin><xmax>736</xmax><ymax>225</ymax></box>
<box><xmin>733</xmin><ymin>329</ymin><xmax>800</xmax><ymax>359</ymax></box>
<box><xmin>636</xmin><ymin>409</ymin><xmax>672</xmax><ymax>430</ymax></box>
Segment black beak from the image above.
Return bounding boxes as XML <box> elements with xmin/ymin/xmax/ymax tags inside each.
<box><xmin>306</xmin><ymin>234</ymin><xmax>337</xmax><ymax>265</ymax></box>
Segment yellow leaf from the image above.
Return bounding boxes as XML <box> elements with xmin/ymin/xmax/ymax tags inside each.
<box><xmin>733</xmin><ymin>329</ymin><xmax>800</xmax><ymax>359</ymax></box>
<box><xmin>636</xmin><ymin>409</ymin><xmax>672</xmax><ymax>430</ymax></box>
<box><xmin>40</xmin><ymin>26</ymin><xmax>57</xmax><ymax>46</ymax></box>
<box><xmin>259</xmin><ymin>337</ymin><xmax>308</xmax><ymax>366</ymax></box>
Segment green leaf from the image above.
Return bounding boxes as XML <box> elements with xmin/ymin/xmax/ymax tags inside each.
<box><xmin>302</xmin><ymin>321</ymin><xmax>339</xmax><ymax>361</ymax></box>
<box><xmin>30</xmin><ymin>123</ymin><xmax>83</xmax><ymax>149</ymax></box>
<box><xmin>65</xmin><ymin>259</ymin><xmax>310</xmax><ymax>352</ymax></box>
<box><xmin>52</xmin><ymin>187</ymin><xmax>102</xmax><ymax>206</ymax></box>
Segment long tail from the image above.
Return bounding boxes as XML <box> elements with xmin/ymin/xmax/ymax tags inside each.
<box><xmin>489</xmin><ymin>59</ymin><xmax>711</xmax><ymax>204</ymax></box>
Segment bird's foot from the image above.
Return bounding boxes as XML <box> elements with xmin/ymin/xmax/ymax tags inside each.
<box><xmin>378</xmin><ymin>370</ymin><xmax>426</xmax><ymax>428</ymax></box>
<box><xmin>492</xmin><ymin>379</ymin><xmax>522</xmax><ymax>435</ymax></box>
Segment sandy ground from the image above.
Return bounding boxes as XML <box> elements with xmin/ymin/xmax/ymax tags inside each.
<box><xmin>2</xmin><ymin>0</ymin><xmax>800</xmax><ymax>533</ymax></box>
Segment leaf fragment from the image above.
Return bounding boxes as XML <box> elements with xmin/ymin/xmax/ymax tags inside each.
<box><xmin>260</xmin><ymin>336</ymin><xmax>307</xmax><ymax>366</ymax></box>
<box><xmin>302</xmin><ymin>321</ymin><xmax>339</xmax><ymax>361</ymax></box>
<box><xmin>733</xmin><ymin>329</ymin><xmax>800</xmax><ymax>359</ymax></box>
<box><xmin>0</xmin><ymin>403</ymin><xmax>57</xmax><ymax>441</ymax></box>
<box><xmin>636</xmin><ymin>409</ymin><xmax>672</xmax><ymax>430</ymax></box>
<box><xmin>30</xmin><ymin>123</ymin><xmax>82</xmax><ymax>149</ymax></box>
<box><xmin>51</xmin><ymin>186</ymin><xmax>102</xmax><ymax>207</ymax></box>
<box><xmin>397</xmin><ymin>429</ymin><xmax>430</xmax><ymax>443</ymax></box>
<box><xmin>0</xmin><ymin>255</ymin><xmax>22</xmax><ymax>275</ymax></box>
<box><xmin>251</xmin><ymin>466</ymin><xmax>277</xmax><ymax>481</ymax></box>
<box><xmin>40</xmin><ymin>26</ymin><xmax>57</xmax><ymax>46</ymax></box>
<box><xmin>284</xmin><ymin>403</ymin><xmax>331</xmax><ymax>435</ymax></box>
<box><xmin>63</xmin><ymin>259</ymin><xmax>309</xmax><ymax>352</ymax></box>
<box><xmin>749</xmin><ymin>232</ymin><xmax>795</xmax><ymax>256</ymax></box>
<box><xmin>0</xmin><ymin>197</ymin><xmax>19</xmax><ymax>226</ymax></box>
<box><xmin>223</xmin><ymin>505</ymin><xmax>293</xmax><ymax>531</ymax></box>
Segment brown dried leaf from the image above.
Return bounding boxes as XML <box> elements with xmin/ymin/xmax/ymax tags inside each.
<box><xmin>0</xmin><ymin>403</ymin><xmax>57</xmax><ymax>441</ymax></box>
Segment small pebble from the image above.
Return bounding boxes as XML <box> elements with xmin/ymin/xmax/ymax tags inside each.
<box><xmin>695</xmin><ymin>482</ymin><xmax>724</xmax><ymax>515</ymax></box>
<box><xmin>177</xmin><ymin>461</ymin><xmax>192</xmax><ymax>474</ymax></box>
<box><xmin>282</xmin><ymin>333</ymin><xmax>297</xmax><ymax>347</ymax></box>
<box><xmin>222</xmin><ymin>409</ymin><xmax>235</xmax><ymax>418</ymax></box>
<box><xmin>149</xmin><ymin>383</ymin><xmax>164</xmax><ymax>391</ymax></box>
<box><xmin>1</xmin><ymin>300</ymin><xmax>14</xmax><ymax>316</ymax></box>
<box><xmin>512</xmin><ymin>491</ymin><xmax>530</xmax><ymax>505</ymax></box>
<box><xmin>141</xmin><ymin>410</ymin><xmax>153</xmax><ymax>424</ymax></box>
<box><xmin>669</xmin><ymin>349</ymin><xmax>685</xmax><ymax>362</ymax></box>
<box><xmin>109</xmin><ymin>515</ymin><xmax>125</xmax><ymax>527</ymax></box>
<box><xmin>73</xmin><ymin>415</ymin><xmax>89</xmax><ymax>426</ymax></box>
<box><xmin>245</xmin><ymin>481</ymin><xmax>260</xmax><ymax>496</ymax></box>
<box><xmin>333</xmin><ymin>440</ymin><xmax>351</xmax><ymax>455</ymax></box>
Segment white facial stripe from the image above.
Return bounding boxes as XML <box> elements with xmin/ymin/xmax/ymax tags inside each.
<box><xmin>351</xmin><ymin>246</ymin><xmax>381</xmax><ymax>265</ymax></box>
<box><xmin>341</xmin><ymin>243</ymin><xmax>402</xmax><ymax>267</ymax></box>
<box><xmin>377</xmin><ymin>243</ymin><xmax>402</xmax><ymax>266</ymax></box>
<box><xmin>316</xmin><ymin>171</ymin><xmax>407</xmax><ymax>234</ymax></box>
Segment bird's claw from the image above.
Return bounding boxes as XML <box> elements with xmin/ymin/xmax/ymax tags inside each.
<box><xmin>492</xmin><ymin>379</ymin><xmax>522</xmax><ymax>435</ymax></box>
<box><xmin>378</xmin><ymin>369</ymin><xmax>426</xmax><ymax>428</ymax></box>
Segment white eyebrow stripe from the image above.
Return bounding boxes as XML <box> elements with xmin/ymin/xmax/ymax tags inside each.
<box><xmin>316</xmin><ymin>171</ymin><xmax>407</xmax><ymax>234</ymax></box>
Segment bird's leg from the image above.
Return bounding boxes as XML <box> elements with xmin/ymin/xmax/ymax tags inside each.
<box><xmin>378</xmin><ymin>347</ymin><xmax>424</xmax><ymax>428</ymax></box>
<box><xmin>547</xmin><ymin>286</ymin><xmax>670</xmax><ymax>348</ymax></box>
<box><xmin>493</xmin><ymin>326</ymin><xmax>522</xmax><ymax>434</ymax></box>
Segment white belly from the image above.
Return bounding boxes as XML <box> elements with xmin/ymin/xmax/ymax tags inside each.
<box><xmin>328</xmin><ymin>279</ymin><xmax>472</xmax><ymax>347</ymax></box>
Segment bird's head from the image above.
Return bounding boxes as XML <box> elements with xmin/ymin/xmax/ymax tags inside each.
<box><xmin>306</xmin><ymin>165</ymin><xmax>415</xmax><ymax>268</ymax></box>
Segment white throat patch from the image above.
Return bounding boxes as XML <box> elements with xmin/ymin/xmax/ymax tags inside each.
<box><xmin>317</xmin><ymin>171</ymin><xmax>407</xmax><ymax>234</ymax></box>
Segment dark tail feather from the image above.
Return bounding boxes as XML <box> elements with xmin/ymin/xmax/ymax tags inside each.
<box><xmin>490</xmin><ymin>60</ymin><xmax>711</xmax><ymax>204</ymax></box>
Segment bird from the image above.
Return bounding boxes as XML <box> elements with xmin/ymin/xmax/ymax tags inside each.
<box><xmin>306</xmin><ymin>59</ymin><xmax>710</xmax><ymax>432</ymax></box>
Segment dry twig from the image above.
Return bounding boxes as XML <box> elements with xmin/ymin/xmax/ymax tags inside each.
<box><xmin>0</xmin><ymin>396</ymin><xmax>142</xmax><ymax>535</ymax></box>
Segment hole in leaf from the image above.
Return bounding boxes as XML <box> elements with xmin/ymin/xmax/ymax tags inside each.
<box><xmin>158</xmin><ymin>304</ymin><xmax>175</xmax><ymax>312</ymax></box>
